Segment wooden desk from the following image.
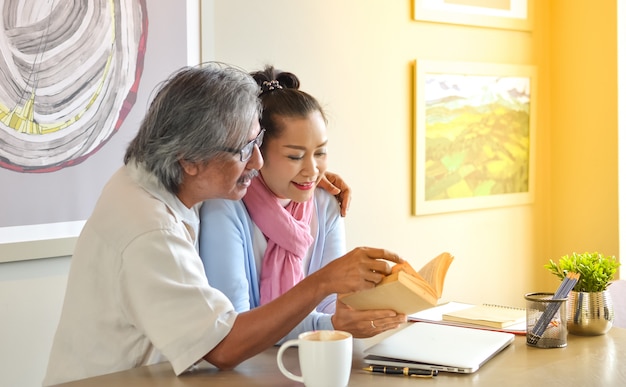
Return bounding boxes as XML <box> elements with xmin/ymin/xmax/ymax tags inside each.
<box><xmin>54</xmin><ymin>327</ymin><xmax>626</xmax><ymax>386</ymax></box>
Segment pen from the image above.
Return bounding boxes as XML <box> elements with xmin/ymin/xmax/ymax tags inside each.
<box><xmin>363</xmin><ymin>365</ymin><xmax>438</xmax><ymax>378</ymax></box>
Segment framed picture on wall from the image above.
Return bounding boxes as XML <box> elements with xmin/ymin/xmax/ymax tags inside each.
<box><xmin>413</xmin><ymin>0</ymin><xmax>534</xmax><ymax>31</ymax></box>
<box><xmin>412</xmin><ymin>59</ymin><xmax>537</xmax><ymax>216</ymax></box>
<box><xmin>0</xmin><ymin>0</ymin><xmax>195</xmax><ymax>263</ymax></box>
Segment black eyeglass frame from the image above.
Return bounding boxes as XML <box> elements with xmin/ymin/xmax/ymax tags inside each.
<box><xmin>222</xmin><ymin>129</ymin><xmax>265</xmax><ymax>162</ymax></box>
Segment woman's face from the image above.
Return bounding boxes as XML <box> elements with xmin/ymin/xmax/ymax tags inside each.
<box><xmin>260</xmin><ymin>111</ymin><xmax>328</xmax><ymax>203</ymax></box>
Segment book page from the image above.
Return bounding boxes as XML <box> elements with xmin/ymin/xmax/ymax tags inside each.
<box><xmin>340</xmin><ymin>252</ymin><xmax>453</xmax><ymax>314</ymax></box>
<box><xmin>417</xmin><ymin>252</ymin><xmax>453</xmax><ymax>296</ymax></box>
<box><xmin>339</xmin><ymin>278</ymin><xmax>438</xmax><ymax>314</ymax></box>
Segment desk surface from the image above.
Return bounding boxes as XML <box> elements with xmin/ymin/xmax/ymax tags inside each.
<box><xmin>54</xmin><ymin>327</ymin><xmax>626</xmax><ymax>386</ymax></box>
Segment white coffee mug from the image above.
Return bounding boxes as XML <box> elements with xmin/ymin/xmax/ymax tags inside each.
<box><xmin>276</xmin><ymin>330</ymin><xmax>353</xmax><ymax>387</ymax></box>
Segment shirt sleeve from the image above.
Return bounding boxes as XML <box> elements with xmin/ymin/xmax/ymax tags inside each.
<box><xmin>199</xmin><ymin>199</ymin><xmax>260</xmax><ymax>311</ymax></box>
<box><xmin>119</xmin><ymin>227</ymin><xmax>237</xmax><ymax>375</ymax></box>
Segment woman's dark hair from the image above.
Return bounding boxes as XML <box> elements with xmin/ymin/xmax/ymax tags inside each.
<box><xmin>249</xmin><ymin>65</ymin><xmax>327</xmax><ymax>147</ymax></box>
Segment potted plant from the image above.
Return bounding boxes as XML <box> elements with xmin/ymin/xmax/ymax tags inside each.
<box><xmin>545</xmin><ymin>252</ymin><xmax>621</xmax><ymax>335</ymax></box>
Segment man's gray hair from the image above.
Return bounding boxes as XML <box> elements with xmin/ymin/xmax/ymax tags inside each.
<box><xmin>124</xmin><ymin>62</ymin><xmax>261</xmax><ymax>193</ymax></box>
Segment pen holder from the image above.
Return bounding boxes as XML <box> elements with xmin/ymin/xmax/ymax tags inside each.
<box><xmin>524</xmin><ymin>292</ymin><xmax>568</xmax><ymax>348</ymax></box>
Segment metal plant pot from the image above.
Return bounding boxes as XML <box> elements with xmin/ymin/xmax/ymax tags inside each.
<box><xmin>567</xmin><ymin>290</ymin><xmax>614</xmax><ymax>336</ymax></box>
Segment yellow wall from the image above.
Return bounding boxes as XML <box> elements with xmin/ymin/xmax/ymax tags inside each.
<box><xmin>549</xmin><ymin>1</ymin><xmax>619</xmax><ymax>274</ymax></box>
<box><xmin>202</xmin><ymin>0</ymin><xmax>619</xmax><ymax>306</ymax></box>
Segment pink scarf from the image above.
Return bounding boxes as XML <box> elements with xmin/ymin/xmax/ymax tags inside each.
<box><xmin>242</xmin><ymin>175</ymin><xmax>314</xmax><ymax>305</ymax></box>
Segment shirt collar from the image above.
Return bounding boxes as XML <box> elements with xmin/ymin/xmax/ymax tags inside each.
<box><xmin>126</xmin><ymin>161</ymin><xmax>200</xmax><ymax>243</ymax></box>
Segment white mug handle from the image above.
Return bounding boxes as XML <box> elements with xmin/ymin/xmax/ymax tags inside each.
<box><xmin>276</xmin><ymin>339</ymin><xmax>304</xmax><ymax>383</ymax></box>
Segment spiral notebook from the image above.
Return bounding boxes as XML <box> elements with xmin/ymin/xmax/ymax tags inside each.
<box><xmin>442</xmin><ymin>304</ymin><xmax>526</xmax><ymax>329</ymax></box>
<box><xmin>408</xmin><ymin>302</ymin><xmax>527</xmax><ymax>334</ymax></box>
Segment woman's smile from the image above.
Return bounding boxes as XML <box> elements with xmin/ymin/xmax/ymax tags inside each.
<box><xmin>292</xmin><ymin>181</ymin><xmax>316</xmax><ymax>190</ymax></box>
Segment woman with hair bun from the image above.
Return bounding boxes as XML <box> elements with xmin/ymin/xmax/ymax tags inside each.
<box><xmin>199</xmin><ymin>65</ymin><xmax>405</xmax><ymax>341</ymax></box>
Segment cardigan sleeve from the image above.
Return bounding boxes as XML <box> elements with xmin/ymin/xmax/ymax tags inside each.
<box><xmin>308</xmin><ymin>189</ymin><xmax>346</xmax><ymax>313</ymax></box>
<box><xmin>199</xmin><ymin>199</ymin><xmax>260</xmax><ymax>311</ymax></box>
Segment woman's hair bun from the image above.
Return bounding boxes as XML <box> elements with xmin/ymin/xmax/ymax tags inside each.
<box><xmin>252</xmin><ymin>65</ymin><xmax>300</xmax><ymax>95</ymax></box>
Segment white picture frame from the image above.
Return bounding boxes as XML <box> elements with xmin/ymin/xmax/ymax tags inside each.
<box><xmin>413</xmin><ymin>59</ymin><xmax>537</xmax><ymax>216</ymax></box>
<box><xmin>414</xmin><ymin>0</ymin><xmax>534</xmax><ymax>31</ymax></box>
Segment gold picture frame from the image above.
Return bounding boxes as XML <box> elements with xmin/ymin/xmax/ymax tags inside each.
<box><xmin>414</xmin><ymin>0</ymin><xmax>534</xmax><ymax>31</ymax></box>
<box><xmin>413</xmin><ymin>60</ymin><xmax>537</xmax><ymax>216</ymax></box>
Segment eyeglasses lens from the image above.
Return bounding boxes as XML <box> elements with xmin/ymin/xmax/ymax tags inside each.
<box><xmin>240</xmin><ymin>129</ymin><xmax>265</xmax><ymax>162</ymax></box>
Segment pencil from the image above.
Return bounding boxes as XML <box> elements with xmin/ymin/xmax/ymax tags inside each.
<box><xmin>527</xmin><ymin>272</ymin><xmax>579</xmax><ymax>344</ymax></box>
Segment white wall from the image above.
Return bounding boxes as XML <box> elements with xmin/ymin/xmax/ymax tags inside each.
<box><xmin>0</xmin><ymin>257</ymin><xmax>71</xmax><ymax>387</ymax></box>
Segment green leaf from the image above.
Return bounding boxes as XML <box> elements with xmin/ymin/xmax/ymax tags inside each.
<box><xmin>544</xmin><ymin>252</ymin><xmax>620</xmax><ymax>292</ymax></box>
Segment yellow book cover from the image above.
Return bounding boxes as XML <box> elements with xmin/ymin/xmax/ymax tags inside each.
<box><xmin>338</xmin><ymin>252</ymin><xmax>454</xmax><ymax>315</ymax></box>
<box><xmin>442</xmin><ymin>304</ymin><xmax>526</xmax><ymax>329</ymax></box>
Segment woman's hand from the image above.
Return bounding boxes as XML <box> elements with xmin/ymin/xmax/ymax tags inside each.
<box><xmin>318</xmin><ymin>171</ymin><xmax>351</xmax><ymax>217</ymax></box>
<box><xmin>331</xmin><ymin>300</ymin><xmax>407</xmax><ymax>338</ymax></box>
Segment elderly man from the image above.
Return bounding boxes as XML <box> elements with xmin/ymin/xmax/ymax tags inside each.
<box><xmin>43</xmin><ymin>63</ymin><xmax>404</xmax><ymax>385</ymax></box>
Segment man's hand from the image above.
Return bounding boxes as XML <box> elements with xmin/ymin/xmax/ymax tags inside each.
<box><xmin>312</xmin><ymin>247</ymin><xmax>403</xmax><ymax>296</ymax></box>
<box><xmin>318</xmin><ymin>171</ymin><xmax>351</xmax><ymax>217</ymax></box>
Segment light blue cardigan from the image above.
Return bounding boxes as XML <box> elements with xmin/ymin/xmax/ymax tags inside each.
<box><xmin>199</xmin><ymin>188</ymin><xmax>346</xmax><ymax>341</ymax></box>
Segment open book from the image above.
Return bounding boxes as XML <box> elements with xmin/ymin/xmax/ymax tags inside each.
<box><xmin>338</xmin><ymin>252</ymin><xmax>453</xmax><ymax>314</ymax></box>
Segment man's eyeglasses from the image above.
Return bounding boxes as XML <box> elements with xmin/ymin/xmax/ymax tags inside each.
<box><xmin>224</xmin><ymin>129</ymin><xmax>265</xmax><ymax>162</ymax></box>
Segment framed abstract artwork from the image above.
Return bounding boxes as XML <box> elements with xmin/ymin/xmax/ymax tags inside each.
<box><xmin>413</xmin><ymin>60</ymin><xmax>537</xmax><ymax>216</ymax></box>
<box><xmin>0</xmin><ymin>0</ymin><xmax>195</xmax><ymax>262</ymax></box>
<box><xmin>414</xmin><ymin>0</ymin><xmax>534</xmax><ymax>31</ymax></box>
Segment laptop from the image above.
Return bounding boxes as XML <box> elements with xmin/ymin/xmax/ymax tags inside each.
<box><xmin>363</xmin><ymin>322</ymin><xmax>515</xmax><ymax>373</ymax></box>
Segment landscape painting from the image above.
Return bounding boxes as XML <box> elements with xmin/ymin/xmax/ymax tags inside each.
<box><xmin>413</xmin><ymin>60</ymin><xmax>537</xmax><ymax>215</ymax></box>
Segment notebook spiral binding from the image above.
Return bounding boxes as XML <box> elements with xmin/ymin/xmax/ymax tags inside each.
<box><xmin>482</xmin><ymin>304</ymin><xmax>526</xmax><ymax>311</ymax></box>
